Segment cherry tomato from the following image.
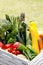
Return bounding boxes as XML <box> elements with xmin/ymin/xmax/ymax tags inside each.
<box><xmin>6</xmin><ymin>48</ymin><xmax>12</xmax><ymax>53</ymax></box>
<box><xmin>12</xmin><ymin>48</ymin><xmax>17</xmax><ymax>51</ymax></box>
<box><xmin>12</xmin><ymin>42</ymin><xmax>20</xmax><ymax>49</ymax></box>
<box><xmin>0</xmin><ymin>41</ymin><xmax>5</xmax><ymax>49</ymax></box>
<box><xmin>5</xmin><ymin>44</ymin><xmax>12</xmax><ymax>49</ymax></box>
<box><xmin>16</xmin><ymin>50</ymin><xmax>21</xmax><ymax>55</ymax></box>
<box><xmin>12</xmin><ymin>50</ymin><xmax>17</xmax><ymax>55</ymax></box>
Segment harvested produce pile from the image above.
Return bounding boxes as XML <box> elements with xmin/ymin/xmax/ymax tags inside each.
<box><xmin>0</xmin><ymin>14</ymin><xmax>43</xmax><ymax>61</ymax></box>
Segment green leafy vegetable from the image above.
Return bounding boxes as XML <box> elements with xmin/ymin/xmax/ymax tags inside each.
<box><xmin>5</xmin><ymin>14</ymin><xmax>27</xmax><ymax>45</ymax></box>
<box><xmin>0</xmin><ymin>19</ymin><xmax>12</xmax><ymax>36</ymax></box>
<box><xmin>18</xmin><ymin>44</ymin><xmax>37</xmax><ymax>60</ymax></box>
<box><xmin>0</xmin><ymin>14</ymin><xmax>31</xmax><ymax>46</ymax></box>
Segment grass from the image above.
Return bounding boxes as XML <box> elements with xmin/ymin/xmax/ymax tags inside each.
<box><xmin>0</xmin><ymin>0</ymin><xmax>43</xmax><ymax>30</ymax></box>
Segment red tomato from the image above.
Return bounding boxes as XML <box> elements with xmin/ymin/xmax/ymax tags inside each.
<box><xmin>0</xmin><ymin>41</ymin><xmax>5</xmax><ymax>49</ymax></box>
<box><xmin>5</xmin><ymin>44</ymin><xmax>12</xmax><ymax>49</ymax></box>
<box><xmin>12</xmin><ymin>48</ymin><xmax>17</xmax><ymax>51</ymax></box>
<box><xmin>16</xmin><ymin>50</ymin><xmax>21</xmax><ymax>55</ymax></box>
<box><xmin>6</xmin><ymin>48</ymin><xmax>12</xmax><ymax>53</ymax></box>
<box><xmin>12</xmin><ymin>50</ymin><xmax>17</xmax><ymax>55</ymax></box>
<box><xmin>12</xmin><ymin>42</ymin><xmax>20</xmax><ymax>49</ymax></box>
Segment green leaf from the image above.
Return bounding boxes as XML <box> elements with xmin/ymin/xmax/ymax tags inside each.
<box><xmin>0</xmin><ymin>19</ymin><xmax>12</xmax><ymax>36</ymax></box>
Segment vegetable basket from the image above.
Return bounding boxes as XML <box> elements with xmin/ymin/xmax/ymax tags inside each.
<box><xmin>28</xmin><ymin>50</ymin><xmax>43</xmax><ymax>65</ymax></box>
<box><xmin>0</xmin><ymin>48</ymin><xmax>43</xmax><ymax>65</ymax></box>
<box><xmin>0</xmin><ymin>48</ymin><xmax>29</xmax><ymax>65</ymax></box>
<box><xmin>0</xmin><ymin>16</ymin><xmax>43</xmax><ymax>65</ymax></box>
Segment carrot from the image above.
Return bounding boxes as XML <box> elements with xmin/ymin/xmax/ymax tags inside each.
<box><xmin>38</xmin><ymin>38</ymin><xmax>43</xmax><ymax>50</ymax></box>
<box><xmin>39</xmin><ymin>34</ymin><xmax>43</xmax><ymax>39</ymax></box>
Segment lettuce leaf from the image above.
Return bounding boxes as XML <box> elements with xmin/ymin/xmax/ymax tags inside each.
<box><xmin>0</xmin><ymin>19</ymin><xmax>12</xmax><ymax>36</ymax></box>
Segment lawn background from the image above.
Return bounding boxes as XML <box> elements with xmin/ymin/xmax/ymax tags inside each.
<box><xmin>0</xmin><ymin>0</ymin><xmax>43</xmax><ymax>30</ymax></box>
